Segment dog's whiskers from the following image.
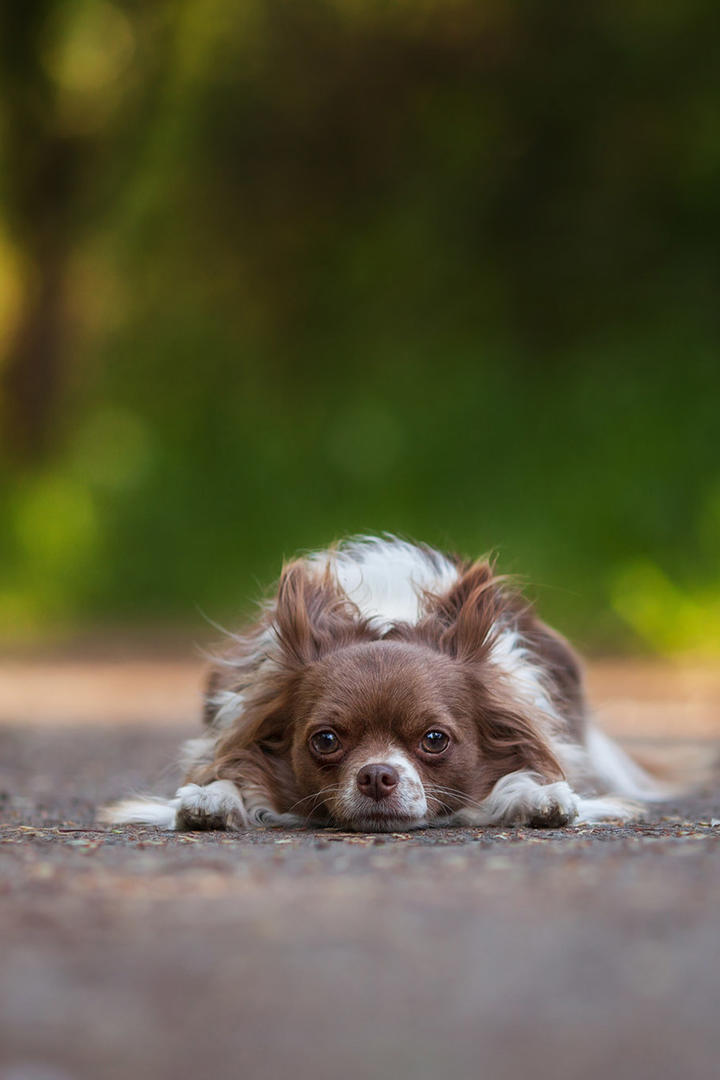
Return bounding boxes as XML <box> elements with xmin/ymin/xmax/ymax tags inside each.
<box><xmin>424</xmin><ymin>793</ymin><xmax>454</xmax><ymax>815</ymax></box>
<box><xmin>286</xmin><ymin>785</ymin><xmax>340</xmax><ymax>817</ymax></box>
<box><xmin>424</xmin><ymin>783</ymin><xmax>489</xmax><ymax>814</ymax></box>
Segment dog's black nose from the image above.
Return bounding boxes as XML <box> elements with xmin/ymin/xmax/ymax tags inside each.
<box><xmin>356</xmin><ymin>763</ymin><xmax>400</xmax><ymax>801</ymax></box>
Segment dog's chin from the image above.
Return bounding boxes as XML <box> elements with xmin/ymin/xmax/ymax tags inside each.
<box><xmin>349</xmin><ymin>818</ymin><xmax>427</xmax><ymax>833</ymax></box>
<box><xmin>333</xmin><ymin>809</ymin><xmax>428</xmax><ymax>833</ymax></box>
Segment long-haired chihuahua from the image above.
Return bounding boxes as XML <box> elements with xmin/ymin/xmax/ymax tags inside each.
<box><xmin>102</xmin><ymin>536</ymin><xmax>672</xmax><ymax>832</ymax></box>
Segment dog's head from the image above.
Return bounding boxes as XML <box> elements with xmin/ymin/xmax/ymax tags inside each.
<box><xmin>289</xmin><ymin>639</ymin><xmax>485</xmax><ymax>830</ymax></box>
<box><xmin>211</xmin><ymin>560</ymin><xmax>565</xmax><ymax>831</ymax></box>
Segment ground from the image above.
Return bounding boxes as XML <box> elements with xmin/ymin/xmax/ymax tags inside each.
<box><xmin>1</xmin><ymin>656</ymin><xmax>719</xmax><ymax>1080</ymax></box>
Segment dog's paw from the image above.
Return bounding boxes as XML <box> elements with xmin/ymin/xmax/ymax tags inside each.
<box><xmin>175</xmin><ymin>780</ymin><xmax>247</xmax><ymax>831</ymax></box>
<box><xmin>526</xmin><ymin>781</ymin><xmax>580</xmax><ymax>828</ymax></box>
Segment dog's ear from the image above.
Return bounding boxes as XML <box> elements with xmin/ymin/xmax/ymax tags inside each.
<box><xmin>419</xmin><ymin>559</ymin><xmax>520</xmax><ymax>662</ymax></box>
<box><xmin>274</xmin><ymin>559</ymin><xmax>372</xmax><ymax>666</ymax></box>
<box><xmin>199</xmin><ymin>560</ymin><xmax>374</xmax><ymax>746</ymax></box>
<box><xmin>419</xmin><ymin>563</ymin><xmax>564</xmax><ymax>779</ymax></box>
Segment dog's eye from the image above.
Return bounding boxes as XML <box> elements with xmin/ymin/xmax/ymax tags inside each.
<box><xmin>310</xmin><ymin>730</ymin><xmax>341</xmax><ymax>755</ymax></box>
<box><xmin>420</xmin><ymin>730</ymin><xmax>450</xmax><ymax>754</ymax></box>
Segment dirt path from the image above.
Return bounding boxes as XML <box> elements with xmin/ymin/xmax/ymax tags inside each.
<box><xmin>1</xmin><ymin>659</ymin><xmax>719</xmax><ymax>1080</ymax></box>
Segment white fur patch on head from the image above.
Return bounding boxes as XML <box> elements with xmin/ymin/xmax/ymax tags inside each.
<box><xmin>336</xmin><ymin>747</ymin><xmax>429</xmax><ymax>831</ymax></box>
<box><xmin>308</xmin><ymin>535</ymin><xmax>459</xmax><ymax>631</ymax></box>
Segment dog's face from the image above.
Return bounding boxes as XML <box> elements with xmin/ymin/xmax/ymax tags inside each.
<box><xmin>289</xmin><ymin>641</ymin><xmax>484</xmax><ymax>830</ymax></box>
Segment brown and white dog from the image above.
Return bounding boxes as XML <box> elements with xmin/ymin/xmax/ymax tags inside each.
<box><xmin>101</xmin><ymin>536</ymin><xmax>669</xmax><ymax>832</ymax></box>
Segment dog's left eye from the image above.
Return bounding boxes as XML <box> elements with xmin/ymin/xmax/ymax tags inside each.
<box><xmin>420</xmin><ymin>730</ymin><xmax>450</xmax><ymax>754</ymax></box>
<box><xmin>310</xmin><ymin>730</ymin><xmax>341</xmax><ymax>755</ymax></box>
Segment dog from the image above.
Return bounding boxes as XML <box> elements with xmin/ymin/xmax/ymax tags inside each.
<box><xmin>101</xmin><ymin>535</ymin><xmax>671</xmax><ymax>832</ymax></box>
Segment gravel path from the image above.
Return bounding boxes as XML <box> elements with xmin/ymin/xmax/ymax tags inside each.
<box><xmin>1</xmin><ymin>667</ymin><xmax>719</xmax><ymax>1080</ymax></box>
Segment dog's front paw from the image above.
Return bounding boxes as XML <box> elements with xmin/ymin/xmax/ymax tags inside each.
<box><xmin>526</xmin><ymin>781</ymin><xmax>579</xmax><ymax>828</ymax></box>
<box><xmin>175</xmin><ymin>780</ymin><xmax>247</xmax><ymax>830</ymax></box>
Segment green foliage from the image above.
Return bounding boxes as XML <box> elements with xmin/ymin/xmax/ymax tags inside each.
<box><xmin>1</xmin><ymin>0</ymin><xmax>719</xmax><ymax>653</ymax></box>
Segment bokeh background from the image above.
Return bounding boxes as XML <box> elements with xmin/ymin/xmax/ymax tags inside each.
<box><xmin>1</xmin><ymin>0</ymin><xmax>719</xmax><ymax>656</ymax></box>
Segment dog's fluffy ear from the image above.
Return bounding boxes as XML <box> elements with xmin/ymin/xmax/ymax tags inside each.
<box><xmin>419</xmin><ymin>559</ymin><xmax>518</xmax><ymax>661</ymax></box>
<box><xmin>200</xmin><ymin>560</ymin><xmax>374</xmax><ymax>737</ymax></box>
<box><xmin>274</xmin><ymin>559</ymin><xmax>373</xmax><ymax>665</ymax></box>
<box><xmin>419</xmin><ymin>561</ymin><xmax>565</xmax><ymax>781</ymax></box>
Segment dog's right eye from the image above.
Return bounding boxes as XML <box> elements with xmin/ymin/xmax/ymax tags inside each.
<box><xmin>310</xmin><ymin>730</ymin><xmax>341</xmax><ymax>755</ymax></box>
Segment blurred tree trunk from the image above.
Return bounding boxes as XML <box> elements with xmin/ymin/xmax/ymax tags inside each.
<box><xmin>2</xmin><ymin>244</ymin><xmax>68</xmax><ymax>462</ymax></box>
<box><xmin>0</xmin><ymin>1</ymin><xmax>174</xmax><ymax>463</ymax></box>
<box><xmin>0</xmin><ymin>2</ymin><xmax>73</xmax><ymax>464</ymax></box>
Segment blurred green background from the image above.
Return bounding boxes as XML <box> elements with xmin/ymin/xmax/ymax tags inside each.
<box><xmin>1</xmin><ymin>0</ymin><xmax>719</xmax><ymax>655</ymax></box>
